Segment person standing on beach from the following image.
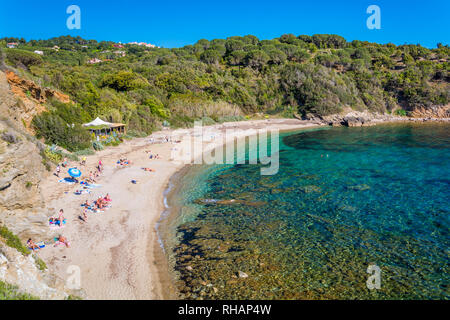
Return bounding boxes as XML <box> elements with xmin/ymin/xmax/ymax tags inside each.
<box><xmin>82</xmin><ymin>207</ymin><xmax>88</xmax><ymax>222</ymax></box>
<box><xmin>58</xmin><ymin>209</ymin><xmax>65</xmax><ymax>227</ymax></box>
<box><xmin>55</xmin><ymin>165</ymin><xmax>61</xmax><ymax>177</ymax></box>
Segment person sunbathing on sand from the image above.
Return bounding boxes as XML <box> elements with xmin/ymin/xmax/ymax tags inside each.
<box><xmin>104</xmin><ymin>194</ymin><xmax>112</xmax><ymax>202</ymax></box>
<box><xmin>27</xmin><ymin>238</ymin><xmax>40</xmax><ymax>251</ymax></box>
<box><xmin>96</xmin><ymin>197</ymin><xmax>104</xmax><ymax>209</ymax></box>
<box><xmin>143</xmin><ymin>168</ymin><xmax>155</xmax><ymax>172</ymax></box>
<box><xmin>56</xmin><ymin>235</ymin><xmax>70</xmax><ymax>248</ymax></box>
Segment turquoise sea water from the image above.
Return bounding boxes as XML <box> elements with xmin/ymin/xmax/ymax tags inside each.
<box><xmin>165</xmin><ymin>123</ymin><xmax>449</xmax><ymax>299</ymax></box>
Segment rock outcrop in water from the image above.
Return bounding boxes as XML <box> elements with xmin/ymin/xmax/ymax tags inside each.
<box><xmin>302</xmin><ymin>106</ymin><xmax>450</xmax><ymax>127</ymax></box>
<box><xmin>410</xmin><ymin>104</ymin><xmax>450</xmax><ymax>118</ymax></box>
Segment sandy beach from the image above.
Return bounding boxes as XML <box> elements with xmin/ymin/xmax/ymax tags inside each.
<box><xmin>37</xmin><ymin>119</ymin><xmax>324</xmax><ymax>300</ymax></box>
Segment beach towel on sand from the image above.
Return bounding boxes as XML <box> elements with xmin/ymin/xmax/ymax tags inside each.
<box><xmin>75</xmin><ymin>189</ymin><xmax>91</xmax><ymax>195</ymax></box>
<box><xmin>28</xmin><ymin>242</ymin><xmax>45</xmax><ymax>250</ymax></box>
<box><xmin>49</xmin><ymin>219</ymin><xmax>67</xmax><ymax>228</ymax></box>
<box><xmin>58</xmin><ymin>178</ymin><xmax>77</xmax><ymax>184</ymax></box>
<box><xmin>81</xmin><ymin>183</ymin><xmax>102</xmax><ymax>189</ymax></box>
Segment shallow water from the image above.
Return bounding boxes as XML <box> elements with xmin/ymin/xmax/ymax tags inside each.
<box><xmin>165</xmin><ymin>123</ymin><xmax>449</xmax><ymax>299</ymax></box>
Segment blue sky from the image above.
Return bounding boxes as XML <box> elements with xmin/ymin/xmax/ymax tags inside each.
<box><xmin>0</xmin><ymin>0</ymin><xmax>449</xmax><ymax>48</ymax></box>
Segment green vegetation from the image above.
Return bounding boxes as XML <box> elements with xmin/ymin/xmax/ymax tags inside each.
<box><xmin>34</xmin><ymin>256</ymin><xmax>47</xmax><ymax>271</ymax></box>
<box><xmin>0</xmin><ymin>225</ymin><xmax>29</xmax><ymax>256</ymax></box>
<box><xmin>0</xmin><ymin>225</ymin><xmax>48</xmax><ymax>272</ymax></box>
<box><xmin>0</xmin><ymin>280</ymin><xmax>39</xmax><ymax>300</ymax></box>
<box><xmin>1</xmin><ymin>35</ymin><xmax>448</xmax><ymax>151</ymax></box>
<box><xmin>32</xmin><ymin>101</ymin><xmax>92</xmax><ymax>152</ymax></box>
<box><xmin>395</xmin><ymin>109</ymin><xmax>408</xmax><ymax>116</ymax></box>
<box><xmin>4</xmin><ymin>48</ymin><xmax>43</xmax><ymax>70</ymax></box>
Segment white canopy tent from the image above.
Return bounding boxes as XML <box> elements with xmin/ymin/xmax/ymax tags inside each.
<box><xmin>82</xmin><ymin>117</ymin><xmax>113</xmax><ymax>127</ymax></box>
<box><xmin>83</xmin><ymin>117</ymin><xmax>126</xmax><ymax>136</ymax></box>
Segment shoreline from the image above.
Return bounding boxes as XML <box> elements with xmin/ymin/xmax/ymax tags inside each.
<box><xmin>156</xmin><ymin>119</ymin><xmax>330</xmax><ymax>299</ymax></box>
<box><xmin>37</xmin><ymin>118</ymin><xmax>323</xmax><ymax>299</ymax></box>
<box><xmin>161</xmin><ymin>121</ymin><xmax>450</xmax><ymax>300</ymax></box>
<box><xmin>153</xmin><ymin>118</ymin><xmax>450</xmax><ymax>299</ymax></box>
<box><xmin>36</xmin><ymin>118</ymin><xmax>449</xmax><ymax>299</ymax></box>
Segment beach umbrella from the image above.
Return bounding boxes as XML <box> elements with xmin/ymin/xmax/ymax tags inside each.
<box><xmin>68</xmin><ymin>168</ymin><xmax>82</xmax><ymax>178</ymax></box>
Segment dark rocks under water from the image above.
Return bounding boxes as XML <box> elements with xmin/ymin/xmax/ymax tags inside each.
<box><xmin>167</xmin><ymin>124</ymin><xmax>450</xmax><ymax>300</ymax></box>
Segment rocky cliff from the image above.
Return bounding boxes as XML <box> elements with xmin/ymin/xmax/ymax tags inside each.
<box><xmin>0</xmin><ymin>240</ymin><xmax>70</xmax><ymax>299</ymax></box>
<box><xmin>306</xmin><ymin>108</ymin><xmax>450</xmax><ymax>127</ymax></box>
<box><xmin>4</xmin><ymin>70</ymin><xmax>70</xmax><ymax>131</ymax></box>
<box><xmin>0</xmin><ymin>70</ymin><xmax>50</xmax><ymax>238</ymax></box>
<box><xmin>0</xmin><ymin>69</ymin><xmax>77</xmax><ymax>299</ymax></box>
<box><xmin>410</xmin><ymin>104</ymin><xmax>450</xmax><ymax>118</ymax></box>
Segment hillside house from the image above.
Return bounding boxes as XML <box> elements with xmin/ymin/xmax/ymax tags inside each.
<box><xmin>114</xmin><ymin>51</ymin><xmax>126</xmax><ymax>57</ymax></box>
<box><xmin>87</xmin><ymin>58</ymin><xmax>102</xmax><ymax>64</ymax></box>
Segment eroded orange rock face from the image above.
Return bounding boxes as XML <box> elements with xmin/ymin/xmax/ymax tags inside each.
<box><xmin>6</xmin><ymin>70</ymin><xmax>70</xmax><ymax>104</ymax></box>
<box><xmin>410</xmin><ymin>104</ymin><xmax>450</xmax><ymax>118</ymax></box>
<box><xmin>3</xmin><ymin>71</ymin><xmax>72</xmax><ymax>131</ymax></box>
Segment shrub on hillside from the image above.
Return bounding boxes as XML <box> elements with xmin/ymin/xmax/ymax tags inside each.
<box><xmin>5</xmin><ymin>48</ymin><xmax>43</xmax><ymax>69</ymax></box>
<box><xmin>101</xmin><ymin>71</ymin><xmax>148</xmax><ymax>91</ymax></box>
<box><xmin>92</xmin><ymin>141</ymin><xmax>104</xmax><ymax>151</ymax></box>
<box><xmin>32</xmin><ymin>113</ymin><xmax>92</xmax><ymax>152</ymax></box>
<box><xmin>1</xmin><ymin>131</ymin><xmax>20</xmax><ymax>144</ymax></box>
